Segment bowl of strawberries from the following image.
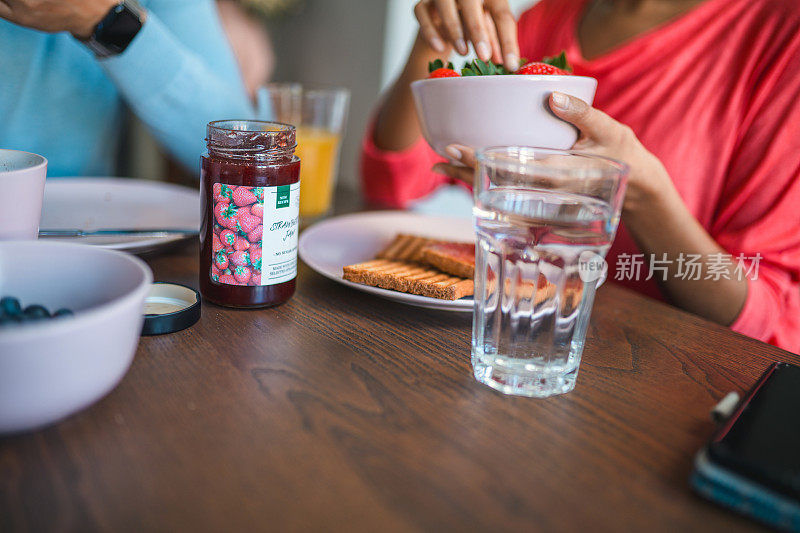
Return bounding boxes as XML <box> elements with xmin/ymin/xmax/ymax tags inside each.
<box><xmin>410</xmin><ymin>52</ymin><xmax>597</xmax><ymax>158</ymax></box>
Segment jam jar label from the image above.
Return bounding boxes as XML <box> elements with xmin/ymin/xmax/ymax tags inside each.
<box><xmin>211</xmin><ymin>183</ymin><xmax>300</xmax><ymax>286</ymax></box>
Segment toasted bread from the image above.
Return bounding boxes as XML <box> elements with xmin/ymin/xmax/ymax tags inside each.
<box><xmin>420</xmin><ymin>242</ymin><xmax>475</xmax><ymax>279</ymax></box>
<box><xmin>343</xmin><ymin>259</ymin><xmax>473</xmax><ymax>300</ymax></box>
<box><xmin>377</xmin><ymin>234</ymin><xmax>442</xmax><ymax>262</ymax></box>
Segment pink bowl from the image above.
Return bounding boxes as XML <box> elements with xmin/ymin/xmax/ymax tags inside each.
<box><xmin>0</xmin><ymin>149</ymin><xmax>47</xmax><ymax>240</ymax></box>
<box><xmin>0</xmin><ymin>241</ymin><xmax>153</xmax><ymax>434</ymax></box>
<box><xmin>411</xmin><ymin>75</ymin><xmax>597</xmax><ymax>158</ymax></box>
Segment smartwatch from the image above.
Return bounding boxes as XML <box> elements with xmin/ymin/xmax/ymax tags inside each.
<box><xmin>84</xmin><ymin>0</ymin><xmax>146</xmax><ymax>58</ymax></box>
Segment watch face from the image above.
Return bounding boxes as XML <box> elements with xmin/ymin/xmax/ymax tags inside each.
<box><xmin>95</xmin><ymin>3</ymin><xmax>143</xmax><ymax>56</ymax></box>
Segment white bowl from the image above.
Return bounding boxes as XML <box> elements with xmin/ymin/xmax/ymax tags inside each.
<box><xmin>0</xmin><ymin>241</ymin><xmax>153</xmax><ymax>434</ymax></box>
<box><xmin>411</xmin><ymin>75</ymin><xmax>597</xmax><ymax>158</ymax></box>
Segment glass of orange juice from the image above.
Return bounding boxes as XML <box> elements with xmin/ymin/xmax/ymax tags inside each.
<box><xmin>257</xmin><ymin>84</ymin><xmax>350</xmax><ymax>219</ymax></box>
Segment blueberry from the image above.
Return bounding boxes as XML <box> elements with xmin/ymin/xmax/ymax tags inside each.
<box><xmin>53</xmin><ymin>308</ymin><xmax>74</xmax><ymax>318</ymax></box>
<box><xmin>23</xmin><ymin>305</ymin><xmax>50</xmax><ymax>320</ymax></box>
<box><xmin>0</xmin><ymin>296</ymin><xmax>22</xmax><ymax>317</ymax></box>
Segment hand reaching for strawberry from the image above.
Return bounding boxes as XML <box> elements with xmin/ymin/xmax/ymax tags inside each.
<box><xmin>414</xmin><ymin>0</ymin><xmax>519</xmax><ymax>71</ymax></box>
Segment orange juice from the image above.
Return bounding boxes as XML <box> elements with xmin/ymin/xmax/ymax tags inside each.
<box><xmin>295</xmin><ymin>127</ymin><xmax>341</xmax><ymax>217</ymax></box>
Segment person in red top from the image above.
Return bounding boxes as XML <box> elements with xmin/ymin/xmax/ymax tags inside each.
<box><xmin>361</xmin><ymin>0</ymin><xmax>800</xmax><ymax>352</ymax></box>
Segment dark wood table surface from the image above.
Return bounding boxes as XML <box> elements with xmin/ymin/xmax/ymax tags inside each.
<box><xmin>2</xmin><ymin>213</ymin><xmax>797</xmax><ymax>531</ymax></box>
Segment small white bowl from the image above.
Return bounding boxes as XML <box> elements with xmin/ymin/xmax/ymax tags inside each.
<box><xmin>0</xmin><ymin>241</ymin><xmax>153</xmax><ymax>434</ymax></box>
<box><xmin>411</xmin><ymin>75</ymin><xmax>597</xmax><ymax>158</ymax></box>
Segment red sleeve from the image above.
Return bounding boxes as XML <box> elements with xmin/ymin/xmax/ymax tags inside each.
<box><xmin>360</xmin><ymin>120</ymin><xmax>449</xmax><ymax>208</ymax></box>
<box><xmin>712</xmin><ymin>32</ymin><xmax>800</xmax><ymax>351</ymax></box>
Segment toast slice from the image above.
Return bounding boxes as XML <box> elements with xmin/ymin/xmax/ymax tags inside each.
<box><xmin>377</xmin><ymin>234</ymin><xmax>443</xmax><ymax>262</ymax></box>
<box><xmin>420</xmin><ymin>242</ymin><xmax>475</xmax><ymax>279</ymax></box>
<box><xmin>343</xmin><ymin>259</ymin><xmax>473</xmax><ymax>300</ymax></box>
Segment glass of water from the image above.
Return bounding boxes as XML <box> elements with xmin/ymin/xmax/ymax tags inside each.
<box><xmin>472</xmin><ymin>147</ymin><xmax>628</xmax><ymax>397</ymax></box>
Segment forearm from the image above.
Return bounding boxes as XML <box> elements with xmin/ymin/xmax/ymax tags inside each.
<box><xmin>373</xmin><ymin>33</ymin><xmax>447</xmax><ymax>151</ymax></box>
<box><xmin>623</xmin><ymin>185</ymin><xmax>748</xmax><ymax>326</ymax></box>
<box><xmin>100</xmin><ymin>6</ymin><xmax>252</xmax><ymax>171</ymax></box>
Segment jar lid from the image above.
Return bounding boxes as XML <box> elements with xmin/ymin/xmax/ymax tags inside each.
<box><xmin>141</xmin><ymin>282</ymin><xmax>201</xmax><ymax>336</ymax></box>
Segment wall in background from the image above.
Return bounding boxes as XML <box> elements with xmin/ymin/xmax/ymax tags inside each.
<box><xmin>266</xmin><ymin>1</ymin><xmax>389</xmax><ymax>192</ymax></box>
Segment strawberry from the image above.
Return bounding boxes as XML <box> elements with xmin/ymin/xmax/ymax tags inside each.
<box><xmin>213</xmin><ymin>250</ymin><xmax>229</xmax><ymax>270</ymax></box>
<box><xmin>429</xmin><ymin>68</ymin><xmax>460</xmax><ymax>79</ymax></box>
<box><xmin>230</xmin><ymin>250</ymin><xmax>250</xmax><ymax>267</ymax></box>
<box><xmin>237</xmin><ymin>211</ymin><xmax>261</xmax><ymax>234</ymax></box>
<box><xmin>214</xmin><ymin>184</ymin><xmax>233</xmax><ymax>203</ymax></box>
<box><xmin>517</xmin><ymin>51</ymin><xmax>572</xmax><ymax>76</ymax></box>
<box><xmin>250</xmin><ymin>203</ymin><xmax>263</xmax><ymax>218</ymax></box>
<box><xmin>232</xmin><ymin>187</ymin><xmax>257</xmax><ymax>207</ymax></box>
<box><xmin>212</xmin><ymin>233</ymin><xmax>223</xmax><ymax>252</ymax></box>
<box><xmin>218</xmin><ymin>274</ymin><xmax>237</xmax><ymax>285</ymax></box>
<box><xmin>211</xmin><ymin>264</ymin><xmax>221</xmax><ymax>276</ymax></box>
<box><xmin>233</xmin><ymin>266</ymin><xmax>251</xmax><ymax>285</ymax></box>
<box><xmin>219</xmin><ymin>229</ymin><xmax>236</xmax><ymax>247</ymax></box>
<box><xmin>214</xmin><ymin>202</ymin><xmax>239</xmax><ymax>230</ymax></box>
<box><xmin>247</xmin><ymin>224</ymin><xmax>263</xmax><ymax>244</ymax></box>
<box><xmin>233</xmin><ymin>235</ymin><xmax>250</xmax><ymax>251</ymax></box>
<box><xmin>249</xmin><ymin>246</ymin><xmax>262</xmax><ymax>270</ymax></box>
<box><xmin>516</xmin><ymin>62</ymin><xmax>569</xmax><ymax>75</ymax></box>
<box><xmin>251</xmin><ymin>269</ymin><xmax>261</xmax><ymax>285</ymax></box>
<box><xmin>224</xmin><ymin>246</ymin><xmax>234</xmax><ymax>256</ymax></box>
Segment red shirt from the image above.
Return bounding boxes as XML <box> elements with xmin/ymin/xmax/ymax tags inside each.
<box><xmin>361</xmin><ymin>0</ymin><xmax>800</xmax><ymax>352</ymax></box>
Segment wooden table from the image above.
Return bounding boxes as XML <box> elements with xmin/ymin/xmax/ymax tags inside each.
<box><xmin>2</xmin><ymin>231</ymin><xmax>796</xmax><ymax>531</ymax></box>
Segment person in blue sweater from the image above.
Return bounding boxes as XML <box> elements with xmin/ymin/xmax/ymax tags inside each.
<box><xmin>0</xmin><ymin>0</ymin><xmax>254</xmax><ymax>177</ymax></box>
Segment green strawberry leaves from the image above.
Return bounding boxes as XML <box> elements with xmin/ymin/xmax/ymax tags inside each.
<box><xmin>542</xmin><ymin>51</ymin><xmax>572</xmax><ymax>72</ymax></box>
<box><xmin>432</xmin><ymin>50</ymin><xmax>570</xmax><ymax>77</ymax></box>
<box><xmin>428</xmin><ymin>59</ymin><xmax>455</xmax><ymax>73</ymax></box>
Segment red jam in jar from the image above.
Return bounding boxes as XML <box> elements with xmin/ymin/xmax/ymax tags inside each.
<box><xmin>200</xmin><ymin>120</ymin><xmax>300</xmax><ymax>308</ymax></box>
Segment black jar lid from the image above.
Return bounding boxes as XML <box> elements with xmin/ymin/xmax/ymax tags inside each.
<box><xmin>141</xmin><ymin>282</ymin><xmax>201</xmax><ymax>336</ymax></box>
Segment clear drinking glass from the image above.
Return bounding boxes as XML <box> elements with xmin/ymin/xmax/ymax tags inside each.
<box><xmin>472</xmin><ymin>147</ymin><xmax>628</xmax><ymax>397</ymax></box>
<box><xmin>257</xmin><ymin>84</ymin><xmax>350</xmax><ymax>219</ymax></box>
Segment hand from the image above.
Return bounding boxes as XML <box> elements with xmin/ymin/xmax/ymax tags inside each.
<box><xmin>0</xmin><ymin>0</ymin><xmax>119</xmax><ymax>39</ymax></box>
<box><xmin>434</xmin><ymin>92</ymin><xmax>679</xmax><ymax>216</ymax></box>
<box><xmin>414</xmin><ymin>0</ymin><xmax>519</xmax><ymax>70</ymax></box>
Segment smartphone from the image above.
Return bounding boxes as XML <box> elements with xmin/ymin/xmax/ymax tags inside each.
<box><xmin>692</xmin><ymin>362</ymin><xmax>800</xmax><ymax>531</ymax></box>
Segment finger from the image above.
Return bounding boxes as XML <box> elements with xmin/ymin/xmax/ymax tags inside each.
<box><xmin>445</xmin><ymin>144</ymin><xmax>477</xmax><ymax>168</ymax></box>
<box><xmin>433</xmin><ymin>163</ymin><xmax>475</xmax><ymax>185</ymax></box>
<box><xmin>414</xmin><ymin>1</ymin><xmax>446</xmax><ymax>52</ymax></box>
<box><xmin>434</xmin><ymin>0</ymin><xmax>467</xmax><ymax>54</ymax></box>
<box><xmin>0</xmin><ymin>1</ymin><xmax>13</xmax><ymax>19</ymax></box>
<box><xmin>460</xmin><ymin>0</ymin><xmax>490</xmax><ymax>61</ymax></box>
<box><xmin>484</xmin><ymin>12</ymin><xmax>503</xmax><ymax>64</ymax></box>
<box><xmin>485</xmin><ymin>0</ymin><xmax>520</xmax><ymax>70</ymax></box>
<box><xmin>550</xmin><ymin>92</ymin><xmax>618</xmax><ymax>141</ymax></box>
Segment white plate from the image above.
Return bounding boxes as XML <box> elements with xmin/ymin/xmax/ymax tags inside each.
<box><xmin>40</xmin><ymin>178</ymin><xmax>200</xmax><ymax>253</ymax></box>
<box><xmin>299</xmin><ymin>211</ymin><xmax>475</xmax><ymax>312</ymax></box>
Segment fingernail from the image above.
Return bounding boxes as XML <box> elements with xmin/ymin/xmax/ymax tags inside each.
<box><xmin>430</xmin><ymin>37</ymin><xmax>445</xmax><ymax>52</ymax></box>
<box><xmin>505</xmin><ymin>53</ymin><xmax>519</xmax><ymax>70</ymax></box>
<box><xmin>445</xmin><ymin>145</ymin><xmax>462</xmax><ymax>160</ymax></box>
<box><xmin>455</xmin><ymin>38</ymin><xmax>468</xmax><ymax>55</ymax></box>
<box><xmin>475</xmin><ymin>41</ymin><xmax>491</xmax><ymax>61</ymax></box>
<box><xmin>552</xmin><ymin>92</ymin><xmax>569</xmax><ymax>110</ymax></box>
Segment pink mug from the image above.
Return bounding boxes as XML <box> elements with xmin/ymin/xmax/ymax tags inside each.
<box><xmin>0</xmin><ymin>149</ymin><xmax>47</xmax><ymax>240</ymax></box>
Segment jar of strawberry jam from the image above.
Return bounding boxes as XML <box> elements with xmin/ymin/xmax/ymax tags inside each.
<box><xmin>200</xmin><ymin>120</ymin><xmax>300</xmax><ymax>308</ymax></box>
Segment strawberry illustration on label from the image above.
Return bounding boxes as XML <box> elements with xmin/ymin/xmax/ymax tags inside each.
<box><xmin>232</xmin><ymin>187</ymin><xmax>257</xmax><ymax>207</ymax></box>
<box><xmin>213</xmin><ymin>250</ymin><xmax>229</xmax><ymax>270</ymax></box>
<box><xmin>218</xmin><ymin>274</ymin><xmax>237</xmax><ymax>285</ymax></box>
<box><xmin>233</xmin><ymin>266</ymin><xmax>251</xmax><ymax>285</ymax></box>
<box><xmin>249</xmin><ymin>246</ymin><xmax>262</xmax><ymax>270</ymax></box>
<box><xmin>230</xmin><ymin>250</ymin><xmax>250</xmax><ymax>267</ymax></box>
<box><xmin>247</xmin><ymin>224</ymin><xmax>263</xmax><ymax>244</ymax></box>
<box><xmin>250</xmin><ymin>203</ymin><xmax>263</xmax><ymax>218</ymax></box>
<box><xmin>219</xmin><ymin>229</ymin><xmax>236</xmax><ymax>247</ymax></box>
<box><xmin>238</xmin><ymin>211</ymin><xmax>261</xmax><ymax>234</ymax></box>
<box><xmin>233</xmin><ymin>235</ymin><xmax>250</xmax><ymax>251</ymax></box>
<box><xmin>212</xmin><ymin>234</ymin><xmax>223</xmax><ymax>253</ymax></box>
<box><xmin>214</xmin><ymin>202</ymin><xmax>239</xmax><ymax>230</ymax></box>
